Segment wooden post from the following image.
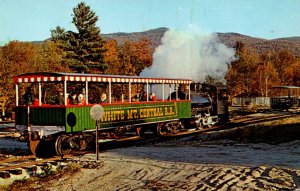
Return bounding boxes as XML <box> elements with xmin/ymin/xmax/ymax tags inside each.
<box><xmin>96</xmin><ymin>120</ymin><xmax>99</xmax><ymax>161</ymax></box>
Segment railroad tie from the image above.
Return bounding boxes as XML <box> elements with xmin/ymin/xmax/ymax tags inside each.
<box><xmin>0</xmin><ymin>171</ymin><xmax>10</xmax><ymax>179</ymax></box>
<box><xmin>8</xmin><ymin>168</ymin><xmax>23</xmax><ymax>175</ymax></box>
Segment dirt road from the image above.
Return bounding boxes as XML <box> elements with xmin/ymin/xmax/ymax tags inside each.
<box><xmin>38</xmin><ymin>141</ymin><xmax>300</xmax><ymax>191</ymax></box>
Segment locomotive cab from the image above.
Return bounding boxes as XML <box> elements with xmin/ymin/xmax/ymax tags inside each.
<box><xmin>216</xmin><ymin>86</ymin><xmax>229</xmax><ymax>122</ymax></box>
<box><xmin>190</xmin><ymin>83</ymin><xmax>229</xmax><ymax>123</ymax></box>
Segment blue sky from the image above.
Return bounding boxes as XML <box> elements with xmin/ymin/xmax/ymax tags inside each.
<box><xmin>1</xmin><ymin>0</ymin><xmax>300</xmax><ymax>45</ymax></box>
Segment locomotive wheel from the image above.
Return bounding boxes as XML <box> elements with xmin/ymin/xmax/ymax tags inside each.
<box><xmin>157</xmin><ymin>121</ymin><xmax>183</xmax><ymax>136</ymax></box>
<box><xmin>196</xmin><ymin>120</ymin><xmax>203</xmax><ymax>130</ymax></box>
<box><xmin>80</xmin><ymin>133</ymin><xmax>95</xmax><ymax>150</ymax></box>
<box><xmin>55</xmin><ymin>135</ymin><xmax>71</xmax><ymax>156</ymax></box>
<box><xmin>157</xmin><ymin>122</ymin><xmax>168</xmax><ymax>136</ymax></box>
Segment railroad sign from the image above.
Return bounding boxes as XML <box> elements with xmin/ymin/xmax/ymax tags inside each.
<box><xmin>90</xmin><ymin>104</ymin><xmax>105</xmax><ymax>121</ymax></box>
<box><xmin>90</xmin><ymin>104</ymin><xmax>104</xmax><ymax>161</ymax></box>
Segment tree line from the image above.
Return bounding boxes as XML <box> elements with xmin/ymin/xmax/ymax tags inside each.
<box><xmin>1</xmin><ymin>2</ymin><xmax>300</xmax><ymax>117</ymax></box>
<box><xmin>226</xmin><ymin>41</ymin><xmax>300</xmax><ymax>97</ymax></box>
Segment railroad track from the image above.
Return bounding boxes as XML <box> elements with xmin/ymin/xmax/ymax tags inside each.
<box><xmin>1</xmin><ymin>111</ymin><xmax>299</xmax><ymax>182</ymax></box>
<box><xmin>227</xmin><ymin>112</ymin><xmax>299</xmax><ymax>128</ymax></box>
<box><xmin>0</xmin><ymin>155</ymin><xmax>75</xmax><ymax>183</ymax></box>
<box><xmin>95</xmin><ymin>125</ymin><xmax>226</xmax><ymax>151</ymax></box>
<box><xmin>0</xmin><ymin>155</ymin><xmax>69</xmax><ymax>172</ymax></box>
<box><xmin>0</xmin><ymin>155</ymin><xmax>36</xmax><ymax>164</ymax></box>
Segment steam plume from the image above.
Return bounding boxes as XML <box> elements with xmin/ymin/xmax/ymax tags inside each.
<box><xmin>141</xmin><ymin>29</ymin><xmax>236</xmax><ymax>83</ymax></box>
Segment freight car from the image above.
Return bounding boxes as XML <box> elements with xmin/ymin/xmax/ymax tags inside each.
<box><xmin>13</xmin><ymin>72</ymin><xmax>228</xmax><ymax>156</ymax></box>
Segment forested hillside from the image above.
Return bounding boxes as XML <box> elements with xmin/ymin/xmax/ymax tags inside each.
<box><xmin>102</xmin><ymin>27</ymin><xmax>300</xmax><ymax>97</ymax></box>
<box><xmin>102</xmin><ymin>27</ymin><xmax>300</xmax><ymax>58</ymax></box>
<box><xmin>102</xmin><ymin>27</ymin><xmax>168</xmax><ymax>49</ymax></box>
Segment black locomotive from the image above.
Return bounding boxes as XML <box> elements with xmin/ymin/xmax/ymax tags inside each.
<box><xmin>186</xmin><ymin>83</ymin><xmax>229</xmax><ymax>129</ymax></box>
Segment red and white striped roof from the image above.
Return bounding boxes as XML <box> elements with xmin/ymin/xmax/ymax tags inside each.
<box><xmin>13</xmin><ymin>72</ymin><xmax>192</xmax><ymax>84</ymax></box>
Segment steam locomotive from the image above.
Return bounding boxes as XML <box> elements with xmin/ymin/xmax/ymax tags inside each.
<box><xmin>188</xmin><ymin>83</ymin><xmax>229</xmax><ymax>128</ymax></box>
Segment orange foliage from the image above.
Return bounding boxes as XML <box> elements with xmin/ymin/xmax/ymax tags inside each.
<box><xmin>273</xmin><ymin>50</ymin><xmax>297</xmax><ymax>85</ymax></box>
<box><xmin>254</xmin><ymin>61</ymin><xmax>280</xmax><ymax>97</ymax></box>
<box><xmin>0</xmin><ymin>41</ymin><xmax>69</xmax><ymax>112</ymax></box>
<box><xmin>226</xmin><ymin>42</ymin><xmax>259</xmax><ymax>96</ymax></box>
<box><xmin>226</xmin><ymin>42</ymin><xmax>300</xmax><ymax>97</ymax></box>
<box><xmin>103</xmin><ymin>39</ymin><xmax>120</xmax><ymax>75</ymax></box>
<box><xmin>104</xmin><ymin>38</ymin><xmax>153</xmax><ymax>76</ymax></box>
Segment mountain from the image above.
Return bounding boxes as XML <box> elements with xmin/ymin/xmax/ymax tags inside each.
<box><xmin>217</xmin><ymin>32</ymin><xmax>300</xmax><ymax>56</ymax></box>
<box><xmin>102</xmin><ymin>27</ymin><xmax>168</xmax><ymax>49</ymax></box>
<box><xmin>102</xmin><ymin>27</ymin><xmax>300</xmax><ymax>57</ymax></box>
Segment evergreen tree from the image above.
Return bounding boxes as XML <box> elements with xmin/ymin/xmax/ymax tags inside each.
<box><xmin>51</xmin><ymin>2</ymin><xmax>106</xmax><ymax>73</ymax></box>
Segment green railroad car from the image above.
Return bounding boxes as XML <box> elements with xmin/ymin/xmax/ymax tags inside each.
<box><xmin>13</xmin><ymin>72</ymin><xmax>193</xmax><ymax>156</ymax></box>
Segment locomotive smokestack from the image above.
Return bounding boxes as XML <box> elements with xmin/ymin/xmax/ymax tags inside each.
<box><xmin>141</xmin><ymin>28</ymin><xmax>236</xmax><ymax>83</ymax></box>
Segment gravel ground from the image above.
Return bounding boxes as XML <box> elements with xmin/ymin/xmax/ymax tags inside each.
<box><xmin>36</xmin><ymin>140</ymin><xmax>300</xmax><ymax>191</ymax></box>
<box><xmin>1</xmin><ymin>137</ymin><xmax>300</xmax><ymax>190</ymax></box>
<box><xmin>1</xmin><ymin>114</ymin><xmax>300</xmax><ymax>190</ymax></box>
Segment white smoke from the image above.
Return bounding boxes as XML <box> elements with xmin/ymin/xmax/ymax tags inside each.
<box><xmin>141</xmin><ymin>28</ymin><xmax>236</xmax><ymax>83</ymax></box>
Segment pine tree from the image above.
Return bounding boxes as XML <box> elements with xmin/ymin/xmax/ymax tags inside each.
<box><xmin>51</xmin><ymin>2</ymin><xmax>106</xmax><ymax>73</ymax></box>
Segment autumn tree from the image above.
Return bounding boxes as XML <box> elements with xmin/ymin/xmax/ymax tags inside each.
<box><xmin>103</xmin><ymin>39</ymin><xmax>120</xmax><ymax>75</ymax></box>
<box><xmin>117</xmin><ymin>38</ymin><xmax>153</xmax><ymax>76</ymax></box>
<box><xmin>132</xmin><ymin>38</ymin><xmax>153</xmax><ymax>74</ymax></box>
<box><xmin>226</xmin><ymin>41</ymin><xmax>300</xmax><ymax>98</ymax></box>
<box><xmin>0</xmin><ymin>41</ymin><xmax>67</xmax><ymax>115</ymax></box>
<box><xmin>226</xmin><ymin>41</ymin><xmax>259</xmax><ymax>96</ymax></box>
<box><xmin>39</xmin><ymin>41</ymin><xmax>69</xmax><ymax>72</ymax></box>
<box><xmin>271</xmin><ymin>49</ymin><xmax>297</xmax><ymax>85</ymax></box>
<box><xmin>101</xmin><ymin>38</ymin><xmax>153</xmax><ymax>100</ymax></box>
<box><xmin>51</xmin><ymin>2</ymin><xmax>106</xmax><ymax>73</ymax></box>
<box><xmin>226</xmin><ymin>41</ymin><xmax>244</xmax><ymax>96</ymax></box>
<box><xmin>254</xmin><ymin>52</ymin><xmax>280</xmax><ymax>97</ymax></box>
<box><xmin>288</xmin><ymin>60</ymin><xmax>300</xmax><ymax>85</ymax></box>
